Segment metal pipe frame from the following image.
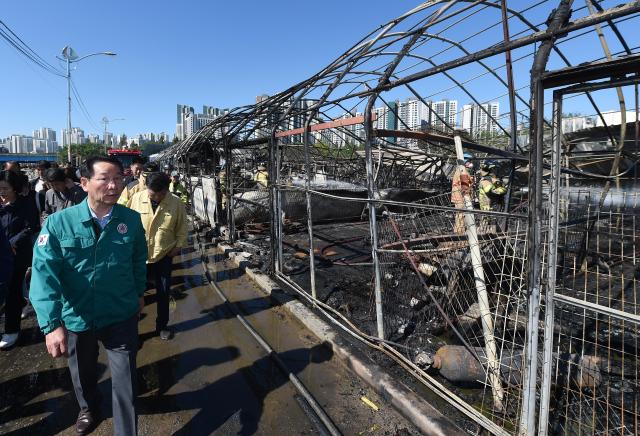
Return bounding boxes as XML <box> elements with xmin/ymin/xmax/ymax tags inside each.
<box><xmin>154</xmin><ymin>2</ymin><xmax>640</xmax><ymax>434</ymax></box>
<box><xmin>520</xmin><ymin>3</ymin><xmax>574</xmax><ymax>434</ymax></box>
<box><xmin>537</xmin><ymin>89</ymin><xmax>563</xmax><ymax>436</ymax></box>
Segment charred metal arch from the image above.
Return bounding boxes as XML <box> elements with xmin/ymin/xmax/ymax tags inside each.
<box><xmin>536</xmin><ymin>56</ymin><xmax>640</xmax><ymax>435</ymax></box>
<box><xmin>362</xmin><ymin>3</ymin><xmax>454</xmax><ymax>340</ymax></box>
<box><xmin>154</xmin><ymin>2</ymin><xmax>640</xmax><ymax>434</ymax></box>
<box><xmin>520</xmin><ymin>2</ymin><xmax>574</xmax><ymax>434</ymax></box>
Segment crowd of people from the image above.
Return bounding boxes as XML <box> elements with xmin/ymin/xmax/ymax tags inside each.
<box><xmin>0</xmin><ymin>155</ymin><xmax>189</xmax><ymax>434</ymax></box>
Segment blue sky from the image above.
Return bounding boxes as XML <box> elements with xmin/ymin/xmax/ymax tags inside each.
<box><xmin>1</xmin><ymin>1</ymin><xmax>419</xmax><ymax>139</ymax></box>
<box><xmin>1</xmin><ymin>1</ymin><xmax>638</xmax><ymax>141</ymax></box>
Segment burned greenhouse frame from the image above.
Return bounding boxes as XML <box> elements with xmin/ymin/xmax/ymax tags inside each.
<box><xmin>158</xmin><ymin>1</ymin><xmax>640</xmax><ymax>434</ymax></box>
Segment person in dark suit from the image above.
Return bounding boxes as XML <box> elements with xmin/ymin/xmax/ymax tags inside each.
<box><xmin>0</xmin><ymin>221</ymin><xmax>14</xmax><ymax>307</ymax></box>
<box><xmin>42</xmin><ymin>168</ymin><xmax>87</xmax><ymax>219</ymax></box>
<box><xmin>30</xmin><ymin>160</ymin><xmax>51</xmax><ymax>214</ymax></box>
<box><xmin>0</xmin><ymin>170</ymin><xmax>40</xmax><ymax>349</ymax></box>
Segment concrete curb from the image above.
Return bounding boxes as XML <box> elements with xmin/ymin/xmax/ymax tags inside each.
<box><xmin>218</xmin><ymin>243</ymin><xmax>464</xmax><ymax>436</ymax></box>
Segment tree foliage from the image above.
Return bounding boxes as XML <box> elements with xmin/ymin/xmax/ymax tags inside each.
<box><xmin>58</xmin><ymin>143</ymin><xmax>107</xmax><ymax>162</ymax></box>
<box><xmin>314</xmin><ymin>141</ymin><xmax>362</xmax><ymax>159</ymax></box>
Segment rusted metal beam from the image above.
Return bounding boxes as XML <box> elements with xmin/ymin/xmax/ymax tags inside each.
<box><xmin>275</xmin><ymin>114</ymin><xmax>376</xmax><ymax>138</ymax></box>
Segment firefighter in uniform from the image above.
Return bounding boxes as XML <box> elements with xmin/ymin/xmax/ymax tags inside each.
<box><xmin>169</xmin><ymin>171</ymin><xmax>188</xmax><ymax>204</ymax></box>
<box><xmin>478</xmin><ymin>163</ymin><xmax>507</xmax><ymax>211</ymax></box>
<box><xmin>451</xmin><ymin>155</ymin><xmax>474</xmax><ymax>234</ymax></box>
<box><xmin>254</xmin><ymin>164</ymin><xmax>268</xmax><ymax>189</ymax></box>
<box><xmin>218</xmin><ymin>167</ymin><xmax>227</xmax><ymax>210</ymax></box>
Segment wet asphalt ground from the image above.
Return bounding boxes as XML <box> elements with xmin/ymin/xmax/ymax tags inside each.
<box><xmin>0</xmin><ymin>233</ymin><xmax>419</xmax><ymax>435</ymax></box>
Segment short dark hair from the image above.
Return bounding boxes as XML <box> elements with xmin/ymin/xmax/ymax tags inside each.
<box><xmin>131</xmin><ymin>156</ymin><xmax>146</xmax><ymax>166</ymax></box>
<box><xmin>64</xmin><ymin>166</ymin><xmax>79</xmax><ymax>182</ymax></box>
<box><xmin>146</xmin><ymin>172</ymin><xmax>170</xmax><ymax>192</ymax></box>
<box><xmin>5</xmin><ymin>161</ymin><xmax>20</xmax><ymax>171</ymax></box>
<box><xmin>45</xmin><ymin>168</ymin><xmax>66</xmax><ymax>183</ymax></box>
<box><xmin>143</xmin><ymin>162</ymin><xmax>159</xmax><ymax>173</ymax></box>
<box><xmin>0</xmin><ymin>169</ymin><xmax>26</xmax><ymax>194</ymax></box>
<box><xmin>80</xmin><ymin>156</ymin><xmax>124</xmax><ymax>179</ymax></box>
<box><xmin>37</xmin><ymin>160</ymin><xmax>52</xmax><ymax>170</ymax></box>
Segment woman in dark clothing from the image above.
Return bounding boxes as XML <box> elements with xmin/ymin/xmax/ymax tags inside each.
<box><xmin>0</xmin><ymin>222</ymin><xmax>14</xmax><ymax>307</ymax></box>
<box><xmin>0</xmin><ymin>170</ymin><xmax>40</xmax><ymax>349</ymax></box>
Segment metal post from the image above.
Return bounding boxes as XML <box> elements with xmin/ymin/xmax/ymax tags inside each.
<box><xmin>103</xmin><ymin>120</ymin><xmax>108</xmax><ymax>154</ymax></box>
<box><xmin>520</xmin><ymin>75</ymin><xmax>545</xmax><ymax>436</ymax></box>
<box><xmin>66</xmin><ymin>57</ymin><xmax>72</xmax><ymax>164</ymax></box>
<box><xmin>276</xmin><ymin>138</ymin><xmax>284</xmax><ymax>273</ymax></box>
<box><xmin>454</xmin><ymin>135</ymin><xmax>505</xmax><ymax>411</ymax></box>
<box><xmin>520</xmin><ymin>5</ymin><xmax>573</xmax><ymax>433</ymax></box>
<box><xmin>364</xmin><ymin>99</ymin><xmax>385</xmax><ymax>340</ymax></box>
<box><xmin>501</xmin><ymin>0</ymin><xmax>519</xmax><ymax>224</ymax></box>
<box><xmin>302</xmin><ymin>120</ymin><xmax>317</xmax><ymax>299</ymax></box>
<box><xmin>268</xmin><ymin>135</ymin><xmax>278</xmax><ymax>274</ymax></box>
<box><xmin>538</xmin><ymin>90</ymin><xmax>563</xmax><ymax>436</ymax></box>
<box><xmin>225</xmin><ymin>141</ymin><xmax>235</xmax><ymax>242</ymax></box>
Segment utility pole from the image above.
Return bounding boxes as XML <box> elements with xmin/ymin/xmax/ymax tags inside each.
<box><xmin>66</xmin><ymin>53</ymin><xmax>72</xmax><ymax>164</ymax></box>
<box><xmin>59</xmin><ymin>46</ymin><xmax>116</xmax><ymax>164</ymax></box>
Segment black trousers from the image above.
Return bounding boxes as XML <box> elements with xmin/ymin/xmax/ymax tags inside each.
<box><xmin>67</xmin><ymin>314</ymin><xmax>138</xmax><ymax>436</ymax></box>
<box><xmin>146</xmin><ymin>255</ymin><xmax>173</xmax><ymax>331</ymax></box>
<box><xmin>4</xmin><ymin>255</ymin><xmax>29</xmax><ymax>334</ymax></box>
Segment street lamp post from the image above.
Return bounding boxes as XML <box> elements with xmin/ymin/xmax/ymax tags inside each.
<box><xmin>60</xmin><ymin>46</ymin><xmax>116</xmax><ymax>164</ymax></box>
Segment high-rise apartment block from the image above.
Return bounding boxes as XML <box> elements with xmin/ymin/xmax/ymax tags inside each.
<box><xmin>33</xmin><ymin>127</ymin><xmax>58</xmax><ymax>152</ymax></box>
<box><xmin>461</xmin><ymin>102</ymin><xmax>500</xmax><ymax>137</ymax></box>
<box><xmin>60</xmin><ymin>127</ymin><xmax>86</xmax><ymax>147</ymax></box>
<box><xmin>176</xmin><ymin>104</ymin><xmax>228</xmax><ymax>140</ymax></box>
<box><xmin>9</xmin><ymin>135</ymin><xmax>33</xmax><ymax>153</ymax></box>
<box><xmin>430</xmin><ymin>100</ymin><xmax>458</xmax><ymax>132</ymax></box>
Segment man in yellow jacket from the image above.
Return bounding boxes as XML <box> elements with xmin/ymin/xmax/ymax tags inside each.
<box><xmin>128</xmin><ymin>171</ymin><xmax>187</xmax><ymax>340</ymax></box>
<box><xmin>118</xmin><ymin>162</ymin><xmax>159</xmax><ymax>207</ymax></box>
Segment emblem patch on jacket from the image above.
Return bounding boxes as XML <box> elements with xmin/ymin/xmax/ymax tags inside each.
<box><xmin>37</xmin><ymin>234</ymin><xmax>49</xmax><ymax>246</ymax></box>
<box><xmin>117</xmin><ymin>223</ymin><xmax>128</xmax><ymax>234</ymax></box>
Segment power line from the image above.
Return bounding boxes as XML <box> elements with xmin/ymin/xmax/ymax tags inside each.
<box><xmin>0</xmin><ymin>20</ymin><xmax>65</xmax><ymax>77</ymax></box>
<box><xmin>71</xmin><ymin>79</ymin><xmax>101</xmax><ymax>132</ymax></box>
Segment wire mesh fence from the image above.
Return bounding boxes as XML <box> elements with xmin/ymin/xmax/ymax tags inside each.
<box><xmin>545</xmin><ymin>188</ymin><xmax>640</xmax><ymax>435</ymax></box>
<box><xmin>375</xmin><ymin>188</ymin><xmax>530</xmax><ymax>428</ymax></box>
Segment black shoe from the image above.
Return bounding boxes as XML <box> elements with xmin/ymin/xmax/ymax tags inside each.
<box><xmin>159</xmin><ymin>329</ymin><xmax>172</xmax><ymax>341</ymax></box>
<box><xmin>76</xmin><ymin>410</ymin><xmax>94</xmax><ymax>435</ymax></box>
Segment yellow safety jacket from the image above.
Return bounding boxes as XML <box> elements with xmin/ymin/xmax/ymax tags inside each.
<box><xmin>118</xmin><ymin>173</ymin><xmax>148</xmax><ymax>207</ymax></box>
<box><xmin>478</xmin><ymin>176</ymin><xmax>507</xmax><ymax>211</ymax></box>
<box><xmin>254</xmin><ymin>170</ymin><xmax>268</xmax><ymax>188</ymax></box>
<box><xmin>169</xmin><ymin>181</ymin><xmax>188</xmax><ymax>204</ymax></box>
<box><xmin>128</xmin><ymin>189</ymin><xmax>188</xmax><ymax>263</ymax></box>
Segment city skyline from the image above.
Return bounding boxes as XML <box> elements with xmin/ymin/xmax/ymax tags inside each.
<box><xmin>0</xmin><ymin>1</ymin><xmax>423</xmax><ymax>141</ymax></box>
<box><xmin>1</xmin><ymin>125</ymin><xmax>172</xmax><ymax>154</ymax></box>
<box><xmin>2</xmin><ymin>2</ymin><xmax>633</xmax><ymax>144</ymax></box>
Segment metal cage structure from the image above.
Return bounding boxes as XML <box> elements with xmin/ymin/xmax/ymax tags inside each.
<box><xmin>158</xmin><ymin>1</ymin><xmax>640</xmax><ymax>434</ymax></box>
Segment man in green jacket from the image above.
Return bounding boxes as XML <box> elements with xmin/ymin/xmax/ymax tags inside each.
<box><xmin>30</xmin><ymin>155</ymin><xmax>147</xmax><ymax>435</ymax></box>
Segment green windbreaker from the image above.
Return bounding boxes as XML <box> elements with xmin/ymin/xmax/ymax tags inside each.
<box><xmin>30</xmin><ymin>199</ymin><xmax>148</xmax><ymax>334</ymax></box>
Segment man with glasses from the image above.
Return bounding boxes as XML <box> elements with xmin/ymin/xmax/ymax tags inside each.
<box><xmin>30</xmin><ymin>155</ymin><xmax>147</xmax><ymax>435</ymax></box>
